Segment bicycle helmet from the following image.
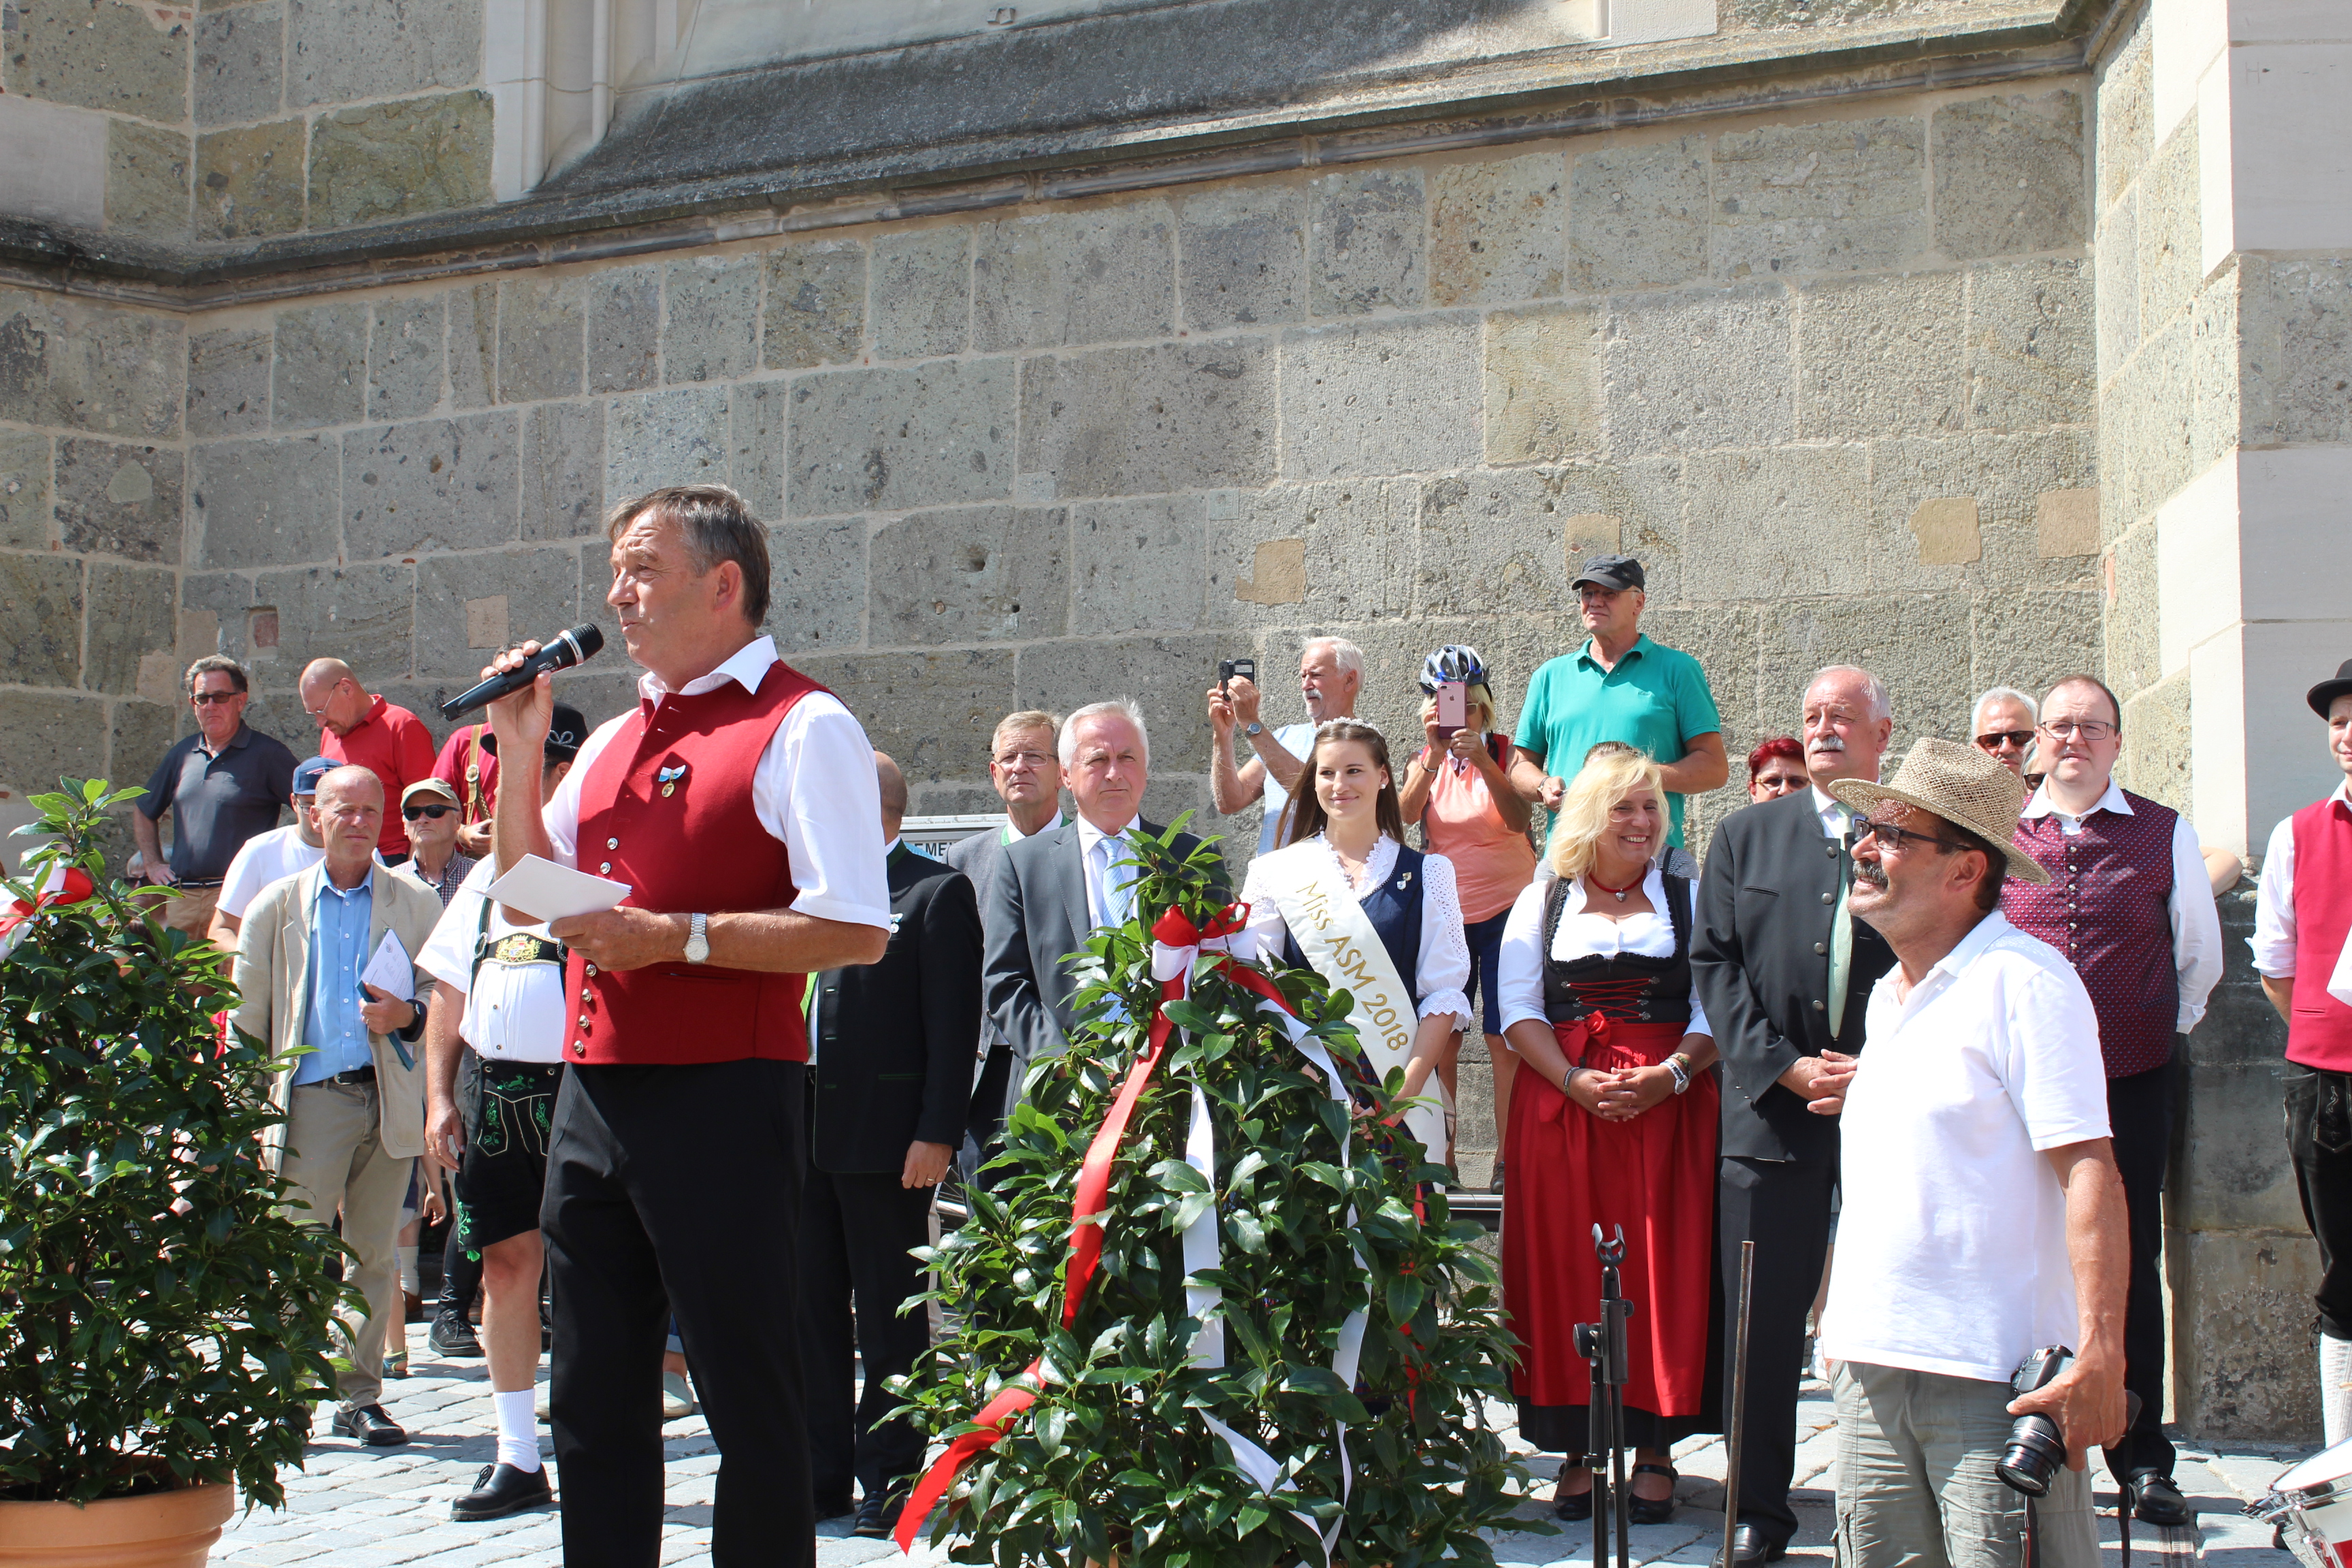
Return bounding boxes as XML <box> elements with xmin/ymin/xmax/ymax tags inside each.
<box><xmin>1418</xmin><ymin>644</ymin><xmax>1490</xmax><ymax>695</ymax></box>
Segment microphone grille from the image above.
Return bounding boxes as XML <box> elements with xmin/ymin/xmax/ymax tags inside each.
<box><xmin>565</xmin><ymin>623</ymin><xmax>604</xmax><ymax>662</ymax></box>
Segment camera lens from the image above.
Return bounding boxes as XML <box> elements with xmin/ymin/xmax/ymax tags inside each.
<box><xmin>1995</xmin><ymin>1414</ymin><xmax>2067</xmax><ymax>1497</ymax></box>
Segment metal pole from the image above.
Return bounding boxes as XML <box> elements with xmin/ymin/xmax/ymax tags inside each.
<box><xmin>1721</xmin><ymin>1240</ymin><xmax>1757</xmax><ymax>1568</ymax></box>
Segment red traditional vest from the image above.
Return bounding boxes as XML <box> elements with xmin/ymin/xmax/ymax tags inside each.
<box><xmin>564</xmin><ymin>659</ymin><xmax>828</xmax><ymax>1066</ymax></box>
<box><xmin>2003</xmin><ymin>789</ymin><xmax>2180</xmax><ymax>1078</ymax></box>
<box><xmin>2287</xmin><ymin>796</ymin><xmax>2352</xmax><ymax>1073</ymax></box>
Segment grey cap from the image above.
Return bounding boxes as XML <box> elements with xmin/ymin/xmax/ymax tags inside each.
<box><xmin>1571</xmin><ymin>554</ymin><xmax>1646</xmax><ymax>592</ymax></box>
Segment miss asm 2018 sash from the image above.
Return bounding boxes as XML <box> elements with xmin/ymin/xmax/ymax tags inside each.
<box><xmin>1256</xmin><ymin>843</ymin><xmax>1449</xmax><ymax>1164</ymax></box>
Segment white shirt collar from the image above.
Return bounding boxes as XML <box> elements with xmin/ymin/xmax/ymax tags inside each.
<box><xmin>1075</xmin><ymin>814</ymin><xmax>1141</xmax><ymax>858</ymax></box>
<box><xmin>881</xmin><ymin>836</ymin><xmax>902</xmax><ymax>857</ymax></box>
<box><xmin>2020</xmin><ymin>777</ymin><xmax>2128</xmax><ymax>821</ymax></box>
<box><xmin>1011</xmin><ymin>810</ymin><xmax>1062</xmax><ymax>839</ymax></box>
<box><xmin>1561</xmin><ymin>860</ymin><xmax>1667</xmax><ymax>917</ymax></box>
<box><xmin>1810</xmin><ymin>784</ymin><xmax>1848</xmax><ymax>829</ymax></box>
<box><xmin>636</xmin><ymin>634</ymin><xmax>779</xmax><ymax>705</ymax></box>
<box><xmin>1908</xmin><ymin>909</ymin><xmax>2016</xmax><ymax>1002</ymax></box>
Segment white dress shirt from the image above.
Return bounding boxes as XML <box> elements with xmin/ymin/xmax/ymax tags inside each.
<box><xmin>2020</xmin><ymin>777</ymin><xmax>2224</xmax><ymax>1031</ymax></box>
<box><xmin>419</xmin><ymin>857</ymin><xmax>567</xmax><ymax>1062</ymax></box>
<box><xmin>1237</xmin><ymin>833</ymin><xmax>1473</xmax><ymax>1026</ymax></box>
<box><xmin>1494</xmin><ymin>864</ymin><xmax>1713</xmax><ymax>1037</ymax></box>
<box><xmin>1810</xmin><ymin>785</ymin><xmax>1850</xmax><ymax>842</ymax></box>
<box><xmin>542</xmin><ymin>634</ymin><xmax>891</xmax><ymax>932</ymax></box>
<box><xmin>2251</xmin><ymin>781</ymin><xmax>2352</xmax><ymax>978</ymax></box>
<box><xmin>1821</xmin><ymin>911</ymin><xmax>2110</xmax><ymax>1384</ymax></box>
<box><xmin>1074</xmin><ymin>813</ymin><xmax>1143</xmax><ymax>930</ymax></box>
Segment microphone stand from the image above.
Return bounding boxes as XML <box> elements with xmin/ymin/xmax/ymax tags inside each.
<box><xmin>1577</xmin><ymin>1224</ymin><xmax>1635</xmax><ymax>1568</ymax></box>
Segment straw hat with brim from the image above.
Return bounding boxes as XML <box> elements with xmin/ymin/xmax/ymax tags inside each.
<box><xmin>1825</xmin><ymin>734</ymin><xmax>2051</xmax><ymax>885</ymax></box>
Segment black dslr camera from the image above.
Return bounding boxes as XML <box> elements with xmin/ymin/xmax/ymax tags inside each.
<box><xmin>1995</xmin><ymin>1346</ymin><xmax>2074</xmax><ymax>1496</ymax></box>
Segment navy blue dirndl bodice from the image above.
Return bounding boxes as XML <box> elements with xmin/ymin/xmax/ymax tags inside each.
<box><xmin>1281</xmin><ymin>844</ymin><xmax>1427</xmax><ymax>1007</ymax></box>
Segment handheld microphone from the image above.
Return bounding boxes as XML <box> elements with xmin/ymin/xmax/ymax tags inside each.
<box><xmin>438</xmin><ymin>623</ymin><xmax>604</xmax><ymax>721</ymax></box>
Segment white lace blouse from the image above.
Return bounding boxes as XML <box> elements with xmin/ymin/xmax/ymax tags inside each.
<box><xmin>1238</xmin><ymin>833</ymin><xmax>1473</xmax><ymax>1027</ymax></box>
<box><xmin>1494</xmin><ymin>865</ymin><xmax>1712</xmax><ymax>1038</ymax></box>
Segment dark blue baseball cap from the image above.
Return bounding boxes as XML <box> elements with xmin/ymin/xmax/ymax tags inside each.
<box><xmin>291</xmin><ymin>756</ymin><xmax>335</xmax><ymax>796</ymax></box>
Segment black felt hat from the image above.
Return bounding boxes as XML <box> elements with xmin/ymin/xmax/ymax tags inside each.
<box><xmin>481</xmin><ymin>702</ymin><xmax>589</xmax><ymax>760</ymax></box>
<box><xmin>2308</xmin><ymin>660</ymin><xmax>2352</xmax><ymax>718</ymax></box>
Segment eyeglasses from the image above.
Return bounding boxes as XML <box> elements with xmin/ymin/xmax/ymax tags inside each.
<box><xmin>994</xmin><ymin>751</ymin><xmax>1053</xmax><ymax>770</ymax></box>
<box><xmin>1852</xmin><ymin>817</ymin><xmax>1967</xmax><ymax>854</ymax></box>
<box><xmin>191</xmin><ymin>691</ymin><xmax>243</xmax><ymax>706</ymax></box>
<box><xmin>402</xmin><ymin>804</ymin><xmax>457</xmax><ymax>820</ymax></box>
<box><xmin>1975</xmin><ymin>730</ymin><xmax>2034</xmax><ymax>750</ymax></box>
<box><xmin>2040</xmin><ymin>719</ymin><xmax>2117</xmax><ymax>741</ymax></box>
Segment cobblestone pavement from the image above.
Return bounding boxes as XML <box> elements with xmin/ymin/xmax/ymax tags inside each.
<box><xmin>215</xmin><ymin>1350</ymin><xmax>2306</xmax><ymax>1568</ymax></box>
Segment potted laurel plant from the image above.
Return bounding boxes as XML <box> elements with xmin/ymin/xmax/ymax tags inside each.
<box><xmin>897</xmin><ymin>825</ymin><xmax>1531</xmax><ymax>1568</ymax></box>
<box><xmin>0</xmin><ymin>781</ymin><xmax>348</xmax><ymax>1567</ymax></box>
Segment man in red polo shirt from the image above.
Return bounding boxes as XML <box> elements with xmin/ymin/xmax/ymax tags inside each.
<box><xmin>2253</xmin><ymin>657</ymin><xmax>2352</xmax><ymax>1450</ymax></box>
<box><xmin>303</xmin><ymin>658</ymin><xmax>438</xmax><ymax>863</ymax></box>
<box><xmin>480</xmin><ymin>483</ymin><xmax>889</xmax><ymax>1568</ymax></box>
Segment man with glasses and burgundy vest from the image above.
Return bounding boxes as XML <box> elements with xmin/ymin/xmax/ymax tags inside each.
<box><xmin>478</xmin><ymin>483</ymin><xmax>889</xmax><ymax>1568</ymax></box>
<box><xmin>2252</xmin><ymin>658</ymin><xmax>2352</xmax><ymax>1452</ymax></box>
<box><xmin>2001</xmin><ymin>673</ymin><xmax>2221</xmax><ymax>1527</ymax></box>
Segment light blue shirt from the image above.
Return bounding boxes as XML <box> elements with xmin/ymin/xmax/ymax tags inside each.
<box><xmin>291</xmin><ymin>868</ymin><xmax>376</xmax><ymax>1086</ymax></box>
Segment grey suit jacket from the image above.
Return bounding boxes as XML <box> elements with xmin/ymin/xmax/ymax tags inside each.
<box><xmin>979</xmin><ymin>817</ymin><xmax>1223</xmax><ymax>1096</ymax></box>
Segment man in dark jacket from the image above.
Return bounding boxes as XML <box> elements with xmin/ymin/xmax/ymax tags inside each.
<box><xmin>799</xmin><ymin>752</ymin><xmax>983</xmax><ymax>1540</ymax></box>
<box><xmin>1692</xmin><ymin>666</ymin><xmax>1900</xmax><ymax>1567</ymax></box>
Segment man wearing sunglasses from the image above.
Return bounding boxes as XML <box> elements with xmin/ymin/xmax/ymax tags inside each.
<box><xmin>1998</xmin><ymin>674</ymin><xmax>2221</xmax><ymax>1526</ymax></box>
<box><xmin>395</xmin><ymin>779</ymin><xmax>478</xmax><ymax>909</ymax></box>
<box><xmin>1821</xmin><ymin>736</ymin><xmax>2126</xmax><ymax>1568</ymax></box>
<box><xmin>1970</xmin><ymin>687</ymin><xmax>2040</xmax><ymax>781</ymax></box>
<box><xmin>133</xmin><ymin>655</ymin><xmax>299</xmax><ymax>939</ymax></box>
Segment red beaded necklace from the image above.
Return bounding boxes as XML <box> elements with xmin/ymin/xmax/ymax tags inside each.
<box><xmin>1585</xmin><ymin>869</ymin><xmax>1643</xmax><ymax>903</ymax></box>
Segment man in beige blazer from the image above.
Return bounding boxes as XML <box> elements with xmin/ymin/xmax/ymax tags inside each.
<box><xmin>233</xmin><ymin>764</ymin><xmax>443</xmax><ymax>1446</ymax></box>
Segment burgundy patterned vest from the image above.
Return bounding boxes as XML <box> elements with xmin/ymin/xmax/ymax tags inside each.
<box><xmin>564</xmin><ymin>659</ymin><xmax>828</xmax><ymax>1066</ymax></box>
<box><xmin>2287</xmin><ymin>796</ymin><xmax>2352</xmax><ymax>1073</ymax></box>
<box><xmin>2003</xmin><ymin>787</ymin><xmax>2180</xmax><ymax>1078</ymax></box>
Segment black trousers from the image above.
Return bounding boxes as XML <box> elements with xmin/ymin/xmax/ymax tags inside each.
<box><xmin>2287</xmin><ymin>1064</ymin><xmax>2352</xmax><ymax>1340</ymax></box>
<box><xmin>542</xmin><ymin>1060</ymin><xmax>812</xmax><ymax>1568</ymax></box>
<box><xmin>1718</xmin><ymin>1154</ymin><xmax>1836</xmax><ymax>1549</ymax></box>
<box><xmin>2104</xmin><ymin>1060</ymin><xmax>2177</xmax><ymax>1482</ymax></box>
<box><xmin>798</xmin><ymin>1157</ymin><xmax>933</xmax><ymax>1506</ymax></box>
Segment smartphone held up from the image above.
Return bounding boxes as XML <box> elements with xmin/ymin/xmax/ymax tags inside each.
<box><xmin>1435</xmin><ymin>679</ymin><xmax>1468</xmax><ymax>738</ymax></box>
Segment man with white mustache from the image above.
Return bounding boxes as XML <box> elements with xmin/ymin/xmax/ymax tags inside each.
<box><xmin>1692</xmin><ymin>666</ymin><xmax>1901</xmax><ymax>1567</ymax></box>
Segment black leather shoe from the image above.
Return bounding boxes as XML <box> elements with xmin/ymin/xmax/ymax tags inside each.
<box><xmin>453</xmin><ymin>1462</ymin><xmax>553</xmax><ymax>1521</ymax></box>
<box><xmin>851</xmin><ymin>1494</ymin><xmax>904</xmax><ymax>1539</ymax></box>
<box><xmin>1628</xmin><ymin>1463</ymin><xmax>1678</xmax><ymax>1524</ymax></box>
<box><xmin>1552</xmin><ymin>1459</ymin><xmax>1593</xmax><ymax>1522</ymax></box>
<box><xmin>1713</xmin><ymin>1524</ymin><xmax>1788</xmax><ymax>1568</ymax></box>
<box><xmin>428</xmin><ymin>1311</ymin><xmax>483</xmax><ymax>1358</ymax></box>
<box><xmin>2127</xmin><ymin>1471</ymin><xmax>2193</xmax><ymax>1527</ymax></box>
<box><xmin>331</xmin><ymin>1404</ymin><xmax>407</xmax><ymax>1446</ymax></box>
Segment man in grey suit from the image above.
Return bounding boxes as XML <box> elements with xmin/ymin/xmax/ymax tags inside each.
<box><xmin>981</xmin><ymin>700</ymin><xmax>1226</xmax><ymax>1110</ymax></box>
<box><xmin>947</xmin><ymin>710</ymin><xmax>1066</xmax><ymax>1161</ymax></box>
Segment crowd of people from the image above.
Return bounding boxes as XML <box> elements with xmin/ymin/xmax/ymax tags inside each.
<box><xmin>110</xmin><ymin>482</ymin><xmax>2352</xmax><ymax>1568</ymax></box>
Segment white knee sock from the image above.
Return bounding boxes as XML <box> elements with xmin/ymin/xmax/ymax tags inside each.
<box><xmin>2322</xmin><ymin>1335</ymin><xmax>2352</xmax><ymax>1448</ymax></box>
<box><xmin>399</xmin><ymin>1245</ymin><xmax>419</xmax><ymax>1297</ymax></box>
<box><xmin>493</xmin><ymin>1388</ymin><xmax>541</xmax><ymax>1473</ymax></box>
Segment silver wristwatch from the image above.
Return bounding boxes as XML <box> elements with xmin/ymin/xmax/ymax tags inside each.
<box><xmin>683</xmin><ymin>912</ymin><xmax>710</xmax><ymax>964</ymax></box>
<box><xmin>1665</xmin><ymin>1053</ymin><xmax>1693</xmax><ymax>1094</ymax></box>
<box><xmin>1243</xmin><ymin>721</ymin><xmax>1264</xmax><ymax>738</ymax></box>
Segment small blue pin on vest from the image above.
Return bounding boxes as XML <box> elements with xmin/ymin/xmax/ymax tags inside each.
<box><xmin>656</xmin><ymin>763</ymin><xmax>687</xmax><ymax>798</ymax></box>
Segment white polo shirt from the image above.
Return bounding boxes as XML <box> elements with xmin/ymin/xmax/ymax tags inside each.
<box><xmin>419</xmin><ymin>857</ymin><xmax>568</xmax><ymax>1064</ymax></box>
<box><xmin>1820</xmin><ymin>910</ymin><xmax>2111</xmax><ymax>1384</ymax></box>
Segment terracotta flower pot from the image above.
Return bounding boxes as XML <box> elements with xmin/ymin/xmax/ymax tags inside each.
<box><xmin>0</xmin><ymin>1480</ymin><xmax>235</xmax><ymax>1568</ymax></box>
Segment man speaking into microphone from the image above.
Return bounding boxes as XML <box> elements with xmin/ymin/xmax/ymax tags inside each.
<box><xmin>478</xmin><ymin>483</ymin><xmax>889</xmax><ymax>1568</ymax></box>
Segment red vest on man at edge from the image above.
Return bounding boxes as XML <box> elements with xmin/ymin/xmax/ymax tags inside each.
<box><xmin>2287</xmin><ymin>795</ymin><xmax>2352</xmax><ymax>1073</ymax></box>
<box><xmin>563</xmin><ymin>659</ymin><xmax>829</xmax><ymax>1066</ymax></box>
<box><xmin>2004</xmin><ymin>789</ymin><xmax>2180</xmax><ymax>1079</ymax></box>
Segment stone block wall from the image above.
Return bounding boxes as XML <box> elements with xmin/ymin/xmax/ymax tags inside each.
<box><xmin>0</xmin><ymin>0</ymin><xmax>492</xmax><ymax>244</ymax></box>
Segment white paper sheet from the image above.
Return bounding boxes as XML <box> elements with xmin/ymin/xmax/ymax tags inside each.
<box><xmin>484</xmin><ymin>854</ymin><xmax>632</xmax><ymax>923</ymax></box>
<box><xmin>2329</xmin><ymin>932</ymin><xmax>2352</xmax><ymax>1009</ymax></box>
<box><xmin>360</xmin><ymin>930</ymin><xmax>412</xmax><ymax>998</ymax></box>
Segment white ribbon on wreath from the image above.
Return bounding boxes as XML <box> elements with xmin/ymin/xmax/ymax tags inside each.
<box><xmin>1151</xmin><ymin>926</ymin><xmax>1373</xmax><ymax>1567</ymax></box>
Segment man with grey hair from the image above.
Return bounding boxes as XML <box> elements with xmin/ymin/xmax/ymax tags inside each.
<box><xmin>1207</xmin><ymin>636</ymin><xmax>1364</xmax><ymax>855</ymax></box>
<box><xmin>1693</xmin><ymin>664</ymin><xmax>1901</xmax><ymax>1567</ymax></box>
<box><xmin>983</xmin><ymin>700</ymin><xmax>1226</xmax><ymax>1115</ymax></box>
<box><xmin>1971</xmin><ymin>686</ymin><xmax>2040</xmax><ymax>779</ymax></box>
<box><xmin>134</xmin><ymin>655</ymin><xmax>298</xmax><ymax>939</ymax></box>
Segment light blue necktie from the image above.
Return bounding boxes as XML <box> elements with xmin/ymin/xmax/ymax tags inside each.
<box><xmin>1093</xmin><ymin>836</ymin><xmax>1135</xmax><ymax>929</ymax></box>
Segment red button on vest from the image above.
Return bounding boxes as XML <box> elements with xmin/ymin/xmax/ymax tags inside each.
<box><xmin>563</xmin><ymin>659</ymin><xmax>829</xmax><ymax>1066</ymax></box>
<box><xmin>2288</xmin><ymin>797</ymin><xmax>2352</xmax><ymax>1073</ymax></box>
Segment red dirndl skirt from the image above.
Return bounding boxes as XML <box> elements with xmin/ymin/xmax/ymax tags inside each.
<box><xmin>1503</xmin><ymin>1015</ymin><xmax>1718</xmax><ymax>1445</ymax></box>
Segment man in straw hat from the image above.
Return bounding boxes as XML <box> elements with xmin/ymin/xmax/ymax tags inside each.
<box><xmin>1814</xmin><ymin>736</ymin><xmax>2128</xmax><ymax>1568</ymax></box>
<box><xmin>2250</xmin><ymin>657</ymin><xmax>2352</xmax><ymax>1448</ymax></box>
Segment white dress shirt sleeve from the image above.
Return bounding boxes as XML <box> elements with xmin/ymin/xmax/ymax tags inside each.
<box><xmin>1496</xmin><ymin>879</ymin><xmax>1552</xmax><ymax>1034</ymax></box>
<box><xmin>2169</xmin><ymin>815</ymin><xmax>2225</xmax><ymax>1030</ymax></box>
<box><xmin>1238</xmin><ymin>853</ymin><xmax>1288</xmax><ymax>967</ymax></box>
<box><xmin>1414</xmin><ymin>853</ymin><xmax>1472</xmax><ymax>1026</ymax></box>
<box><xmin>757</xmin><ymin>694</ymin><xmax>892</xmax><ymax>930</ymax></box>
<box><xmin>540</xmin><ymin>714</ymin><xmax>630</xmax><ymax>870</ymax></box>
<box><xmin>2251</xmin><ymin>811</ymin><xmax>2301</xmax><ymax>977</ymax></box>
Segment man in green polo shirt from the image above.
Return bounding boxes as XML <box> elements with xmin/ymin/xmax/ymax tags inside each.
<box><xmin>1509</xmin><ymin>554</ymin><xmax>1729</xmax><ymax>849</ymax></box>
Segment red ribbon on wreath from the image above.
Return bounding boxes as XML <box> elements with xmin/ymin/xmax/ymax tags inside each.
<box><xmin>0</xmin><ymin>866</ymin><xmax>96</xmax><ymax>945</ymax></box>
<box><xmin>896</xmin><ymin>900</ymin><xmax>1294</xmax><ymax>1554</ymax></box>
